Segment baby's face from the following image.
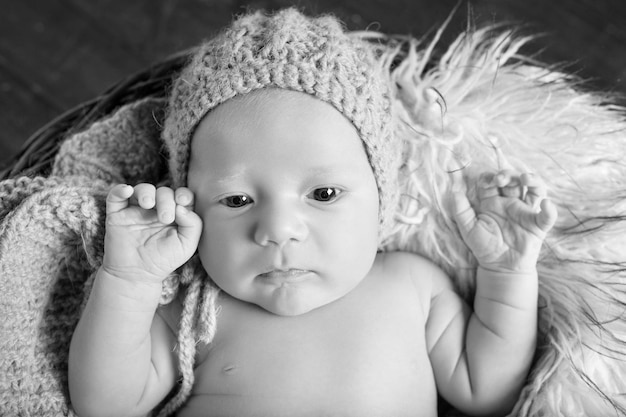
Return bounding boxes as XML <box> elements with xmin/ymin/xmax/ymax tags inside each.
<box><xmin>188</xmin><ymin>89</ymin><xmax>380</xmax><ymax>316</ymax></box>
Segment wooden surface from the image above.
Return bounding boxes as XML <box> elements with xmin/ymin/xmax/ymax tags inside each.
<box><xmin>1</xmin><ymin>0</ymin><xmax>625</xmax><ymax>170</ymax></box>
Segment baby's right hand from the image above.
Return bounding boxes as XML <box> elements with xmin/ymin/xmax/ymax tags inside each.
<box><xmin>102</xmin><ymin>183</ymin><xmax>203</xmax><ymax>284</ymax></box>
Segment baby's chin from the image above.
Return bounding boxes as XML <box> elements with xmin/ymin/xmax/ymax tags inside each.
<box><xmin>261</xmin><ymin>304</ymin><xmax>316</xmax><ymax>317</ymax></box>
<box><xmin>249</xmin><ymin>288</ymin><xmax>342</xmax><ymax>317</ymax></box>
<box><xmin>255</xmin><ymin>295</ymin><xmax>327</xmax><ymax>317</ymax></box>
<box><xmin>221</xmin><ymin>275</ymin><xmax>361</xmax><ymax>317</ymax></box>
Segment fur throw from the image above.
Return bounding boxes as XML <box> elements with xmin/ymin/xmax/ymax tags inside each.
<box><xmin>379</xmin><ymin>25</ymin><xmax>626</xmax><ymax>416</ymax></box>
<box><xmin>1</xmin><ymin>24</ymin><xmax>625</xmax><ymax>417</ymax></box>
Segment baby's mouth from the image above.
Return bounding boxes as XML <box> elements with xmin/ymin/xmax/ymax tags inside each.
<box><xmin>259</xmin><ymin>269</ymin><xmax>312</xmax><ymax>281</ymax></box>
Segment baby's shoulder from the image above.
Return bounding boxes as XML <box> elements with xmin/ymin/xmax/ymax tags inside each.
<box><xmin>373</xmin><ymin>251</ymin><xmax>453</xmax><ymax>297</ymax></box>
<box><xmin>375</xmin><ymin>251</ymin><xmax>448</xmax><ymax>279</ymax></box>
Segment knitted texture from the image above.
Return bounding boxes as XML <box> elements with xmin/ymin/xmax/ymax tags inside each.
<box><xmin>162</xmin><ymin>8</ymin><xmax>401</xmax><ymax>239</ymax></box>
<box><xmin>53</xmin><ymin>97</ymin><xmax>167</xmax><ymax>184</ymax></box>
<box><xmin>0</xmin><ymin>99</ymin><xmax>167</xmax><ymax>416</ymax></box>
<box><xmin>0</xmin><ymin>177</ymin><xmax>106</xmax><ymax>416</ymax></box>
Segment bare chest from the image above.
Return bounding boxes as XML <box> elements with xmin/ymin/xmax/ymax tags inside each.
<box><xmin>180</xmin><ymin>281</ymin><xmax>437</xmax><ymax>416</ymax></box>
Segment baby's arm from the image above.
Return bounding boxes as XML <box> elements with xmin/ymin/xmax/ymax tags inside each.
<box><xmin>68</xmin><ymin>184</ymin><xmax>202</xmax><ymax>417</ymax></box>
<box><xmin>426</xmin><ymin>171</ymin><xmax>557</xmax><ymax>415</ymax></box>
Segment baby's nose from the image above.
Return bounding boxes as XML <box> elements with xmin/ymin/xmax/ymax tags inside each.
<box><xmin>253</xmin><ymin>201</ymin><xmax>308</xmax><ymax>247</ymax></box>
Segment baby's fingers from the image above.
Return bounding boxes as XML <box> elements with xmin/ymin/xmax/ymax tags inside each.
<box><xmin>495</xmin><ymin>170</ymin><xmax>523</xmax><ymax>199</ymax></box>
<box><xmin>476</xmin><ymin>172</ymin><xmax>500</xmax><ymax>200</ymax></box>
<box><xmin>132</xmin><ymin>183</ymin><xmax>157</xmax><ymax>209</ymax></box>
<box><xmin>174</xmin><ymin>187</ymin><xmax>201</xmax><ymax>243</ymax></box>
<box><xmin>521</xmin><ymin>173</ymin><xmax>547</xmax><ymax>210</ymax></box>
<box><xmin>106</xmin><ymin>184</ymin><xmax>134</xmax><ymax>214</ymax></box>
<box><xmin>156</xmin><ymin>187</ymin><xmax>176</xmax><ymax>224</ymax></box>
<box><xmin>175</xmin><ymin>187</ymin><xmax>195</xmax><ymax>209</ymax></box>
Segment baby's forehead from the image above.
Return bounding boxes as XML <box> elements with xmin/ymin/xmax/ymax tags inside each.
<box><xmin>198</xmin><ymin>89</ymin><xmax>283</xmax><ymax>130</ymax></box>
<box><xmin>201</xmin><ymin>89</ymin><xmax>313</xmax><ymax>123</ymax></box>
<box><xmin>192</xmin><ymin>88</ymin><xmax>358</xmax><ymax>142</ymax></box>
<box><xmin>188</xmin><ymin>88</ymin><xmax>373</xmax><ymax>176</ymax></box>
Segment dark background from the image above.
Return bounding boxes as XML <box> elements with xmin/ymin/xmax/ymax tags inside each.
<box><xmin>1</xmin><ymin>0</ymin><xmax>625</xmax><ymax>170</ymax></box>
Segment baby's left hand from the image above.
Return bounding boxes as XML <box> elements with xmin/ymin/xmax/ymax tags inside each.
<box><xmin>452</xmin><ymin>171</ymin><xmax>558</xmax><ymax>274</ymax></box>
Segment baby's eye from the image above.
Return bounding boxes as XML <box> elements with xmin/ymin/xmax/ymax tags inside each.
<box><xmin>309</xmin><ymin>187</ymin><xmax>342</xmax><ymax>203</ymax></box>
<box><xmin>220</xmin><ymin>195</ymin><xmax>253</xmax><ymax>208</ymax></box>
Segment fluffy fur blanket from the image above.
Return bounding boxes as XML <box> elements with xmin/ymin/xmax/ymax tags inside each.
<box><xmin>1</xmin><ymin>25</ymin><xmax>625</xmax><ymax>416</ymax></box>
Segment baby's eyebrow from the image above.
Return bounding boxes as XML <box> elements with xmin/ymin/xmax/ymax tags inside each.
<box><xmin>305</xmin><ymin>165</ymin><xmax>350</xmax><ymax>177</ymax></box>
<box><xmin>212</xmin><ymin>171</ymin><xmax>246</xmax><ymax>185</ymax></box>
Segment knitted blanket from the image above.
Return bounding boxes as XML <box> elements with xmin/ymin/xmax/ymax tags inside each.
<box><xmin>2</xmin><ymin>27</ymin><xmax>626</xmax><ymax>417</ymax></box>
<box><xmin>0</xmin><ymin>98</ymin><xmax>166</xmax><ymax>416</ymax></box>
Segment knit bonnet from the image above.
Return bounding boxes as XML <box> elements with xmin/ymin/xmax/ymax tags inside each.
<box><xmin>162</xmin><ymin>8</ymin><xmax>400</xmax><ymax>237</ymax></box>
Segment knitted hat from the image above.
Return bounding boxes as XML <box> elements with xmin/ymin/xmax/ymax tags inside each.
<box><xmin>162</xmin><ymin>8</ymin><xmax>400</xmax><ymax>237</ymax></box>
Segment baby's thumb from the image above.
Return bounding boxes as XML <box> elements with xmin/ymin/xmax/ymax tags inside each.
<box><xmin>536</xmin><ymin>199</ymin><xmax>558</xmax><ymax>232</ymax></box>
<box><xmin>447</xmin><ymin>170</ymin><xmax>476</xmax><ymax>233</ymax></box>
<box><xmin>175</xmin><ymin>205</ymin><xmax>203</xmax><ymax>247</ymax></box>
<box><xmin>450</xmin><ymin>190</ymin><xmax>477</xmax><ymax>237</ymax></box>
